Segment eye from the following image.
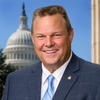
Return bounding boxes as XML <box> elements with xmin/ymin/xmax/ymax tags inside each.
<box><xmin>53</xmin><ymin>33</ymin><xmax>62</xmax><ymax>38</ymax></box>
<box><xmin>36</xmin><ymin>35</ymin><xmax>45</xmax><ymax>39</ymax></box>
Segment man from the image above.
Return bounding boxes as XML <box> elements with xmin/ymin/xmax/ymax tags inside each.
<box><xmin>2</xmin><ymin>5</ymin><xmax>100</xmax><ymax>100</ymax></box>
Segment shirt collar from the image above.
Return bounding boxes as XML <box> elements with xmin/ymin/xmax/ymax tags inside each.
<box><xmin>42</xmin><ymin>51</ymin><xmax>72</xmax><ymax>84</ymax></box>
<box><xmin>53</xmin><ymin>51</ymin><xmax>72</xmax><ymax>81</ymax></box>
<box><xmin>42</xmin><ymin>63</ymin><xmax>51</xmax><ymax>85</ymax></box>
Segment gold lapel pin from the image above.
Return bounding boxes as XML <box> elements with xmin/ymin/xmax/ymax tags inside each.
<box><xmin>67</xmin><ymin>75</ymin><xmax>72</xmax><ymax>80</ymax></box>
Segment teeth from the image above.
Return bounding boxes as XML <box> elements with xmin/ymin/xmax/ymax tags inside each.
<box><xmin>45</xmin><ymin>50</ymin><xmax>56</xmax><ymax>53</ymax></box>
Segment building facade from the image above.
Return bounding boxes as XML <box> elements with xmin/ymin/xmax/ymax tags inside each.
<box><xmin>3</xmin><ymin>4</ymin><xmax>39</xmax><ymax>68</ymax></box>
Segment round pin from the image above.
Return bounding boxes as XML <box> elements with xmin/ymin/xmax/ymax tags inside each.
<box><xmin>67</xmin><ymin>76</ymin><xmax>72</xmax><ymax>80</ymax></box>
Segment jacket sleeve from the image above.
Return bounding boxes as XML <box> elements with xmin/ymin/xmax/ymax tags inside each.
<box><xmin>1</xmin><ymin>74</ymin><xmax>11</xmax><ymax>100</ymax></box>
<box><xmin>95</xmin><ymin>87</ymin><xmax>100</xmax><ymax>100</ymax></box>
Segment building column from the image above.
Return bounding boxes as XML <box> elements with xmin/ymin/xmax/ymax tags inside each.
<box><xmin>92</xmin><ymin>0</ymin><xmax>96</xmax><ymax>63</ymax></box>
<box><xmin>92</xmin><ymin>0</ymin><xmax>100</xmax><ymax>64</ymax></box>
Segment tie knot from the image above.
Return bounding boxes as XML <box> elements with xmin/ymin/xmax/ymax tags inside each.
<box><xmin>48</xmin><ymin>74</ymin><xmax>54</xmax><ymax>82</ymax></box>
<box><xmin>48</xmin><ymin>74</ymin><xmax>54</xmax><ymax>86</ymax></box>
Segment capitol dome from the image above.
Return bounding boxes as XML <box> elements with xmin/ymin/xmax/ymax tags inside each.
<box><xmin>6</xmin><ymin>30</ymin><xmax>33</xmax><ymax>48</ymax></box>
<box><xmin>3</xmin><ymin>4</ymin><xmax>39</xmax><ymax>68</ymax></box>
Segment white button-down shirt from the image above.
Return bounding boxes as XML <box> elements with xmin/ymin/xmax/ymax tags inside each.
<box><xmin>41</xmin><ymin>52</ymin><xmax>72</xmax><ymax>100</ymax></box>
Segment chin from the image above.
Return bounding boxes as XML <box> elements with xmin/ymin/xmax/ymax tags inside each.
<box><xmin>44</xmin><ymin>60</ymin><xmax>58</xmax><ymax>65</ymax></box>
<box><xmin>44</xmin><ymin>61</ymin><xmax>59</xmax><ymax>67</ymax></box>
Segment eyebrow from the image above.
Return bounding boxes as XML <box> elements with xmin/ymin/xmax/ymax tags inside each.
<box><xmin>33</xmin><ymin>30</ymin><xmax>66</xmax><ymax>35</ymax></box>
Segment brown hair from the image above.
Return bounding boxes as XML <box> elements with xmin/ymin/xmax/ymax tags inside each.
<box><xmin>31</xmin><ymin>5</ymin><xmax>72</xmax><ymax>34</ymax></box>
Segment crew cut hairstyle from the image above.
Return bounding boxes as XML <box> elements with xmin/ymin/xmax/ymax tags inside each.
<box><xmin>31</xmin><ymin>5</ymin><xmax>72</xmax><ymax>35</ymax></box>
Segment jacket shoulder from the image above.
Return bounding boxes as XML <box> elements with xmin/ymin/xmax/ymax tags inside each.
<box><xmin>7</xmin><ymin>62</ymin><xmax>42</xmax><ymax>79</ymax></box>
<box><xmin>77</xmin><ymin>57</ymin><xmax>100</xmax><ymax>83</ymax></box>
<box><xmin>79</xmin><ymin>57</ymin><xmax>100</xmax><ymax>71</ymax></box>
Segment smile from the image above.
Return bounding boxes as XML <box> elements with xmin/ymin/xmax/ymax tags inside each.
<box><xmin>43</xmin><ymin>50</ymin><xmax>58</xmax><ymax>54</ymax></box>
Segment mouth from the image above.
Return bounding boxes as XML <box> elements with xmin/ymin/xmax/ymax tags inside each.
<box><xmin>42</xmin><ymin>49</ymin><xmax>58</xmax><ymax>54</ymax></box>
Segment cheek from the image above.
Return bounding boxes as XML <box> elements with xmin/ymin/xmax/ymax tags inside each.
<box><xmin>55</xmin><ymin>39</ymin><xmax>67</xmax><ymax>48</ymax></box>
<box><xmin>34</xmin><ymin>40</ymin><xmax>44</xmax><ymax>50</ymax></box>
<box><xmin>58</xmin><ymin>40</ymin><xmax>70</xmax><ymax>53</ymax></box>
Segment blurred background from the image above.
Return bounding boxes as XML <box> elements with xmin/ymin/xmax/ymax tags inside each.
<box><xmin>0</xmin><ymin>0</ymin><xmax>91</xmax><ymax>61</ymax></box>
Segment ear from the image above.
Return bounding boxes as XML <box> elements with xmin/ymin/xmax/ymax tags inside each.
<box><xmin>30</xmin><ymin>32</ymin><xmax>34</xmax><ymax>43</ymax></box>
<box><xmin>69</xmin><ymin>28</ymin><xmax>74</xmax><ymax>43</ymax></box>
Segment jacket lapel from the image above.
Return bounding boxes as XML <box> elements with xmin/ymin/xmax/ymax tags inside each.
<box><xmin>27</xmin><ymin>64</ymin><xmax>42</xmax><ymax>100</ymax></box>
<box><xmin>53</xmin><ymin>53</ymin><xmax>80</xmax><ymax>100</ymax></box>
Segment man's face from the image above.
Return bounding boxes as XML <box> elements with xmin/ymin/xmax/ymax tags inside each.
<box><xmin>31</xmin><ymin>14</ymin><xmax>73</xmax><ymax>71</ymax></box>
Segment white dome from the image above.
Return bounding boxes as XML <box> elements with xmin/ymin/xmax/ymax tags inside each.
<box><xmin>6</xmin><ymin>29</ymin><xmax>33</xmax><ymax>48</ymax></box>
<box><xmin>4</xmin><ymin>29</ymin><xmax>39</xmax><ymax>68</ymax></box>
<box><xmin>3</xmin><ymin>4</ymin><xmax>39</xmax><ymax>68</ymax></box>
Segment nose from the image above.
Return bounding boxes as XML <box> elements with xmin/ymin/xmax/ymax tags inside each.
<box><xmin>45</xmin><ymin>37</ymin><xmax>54</xmax><ymax>48</ymax></box>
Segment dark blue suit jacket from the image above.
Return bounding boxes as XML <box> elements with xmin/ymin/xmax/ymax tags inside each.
<box><xmin>2</xmin><ymin>53</ymin><xmax>100</xmax><ymax>100</ymax></box>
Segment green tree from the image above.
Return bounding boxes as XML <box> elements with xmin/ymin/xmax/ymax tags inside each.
<box><xmin>0</xmin><ymin>49</ymin><xmax>17</xmax><ymax>99</ymax></box>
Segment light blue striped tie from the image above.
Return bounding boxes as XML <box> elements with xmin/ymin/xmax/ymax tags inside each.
<box><xmin>43</xmin><ymin>74</ymin><xmax>54</xmax><ymax>100</ymax></box>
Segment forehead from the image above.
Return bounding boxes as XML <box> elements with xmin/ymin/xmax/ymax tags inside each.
<box><xmin>33</xmin><ymin>14</ymin><xmax>66</xmax><ymax>32</ymax></box>
<box><xmin>34</xmin><ymin>14</ymin><xmax>65</xmax><ymax>24</ymax></box>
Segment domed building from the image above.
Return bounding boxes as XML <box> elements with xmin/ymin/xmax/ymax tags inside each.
<box><xmin>3</xmin><ymin>4</ymin><xmax>39</xmax><ymax>68</ymax></box>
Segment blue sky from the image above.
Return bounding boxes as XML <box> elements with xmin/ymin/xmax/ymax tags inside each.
<box><xmin>0</xmin><ymin>0</ymin><xmax>91</xmax><ymax>61</ymax></box>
